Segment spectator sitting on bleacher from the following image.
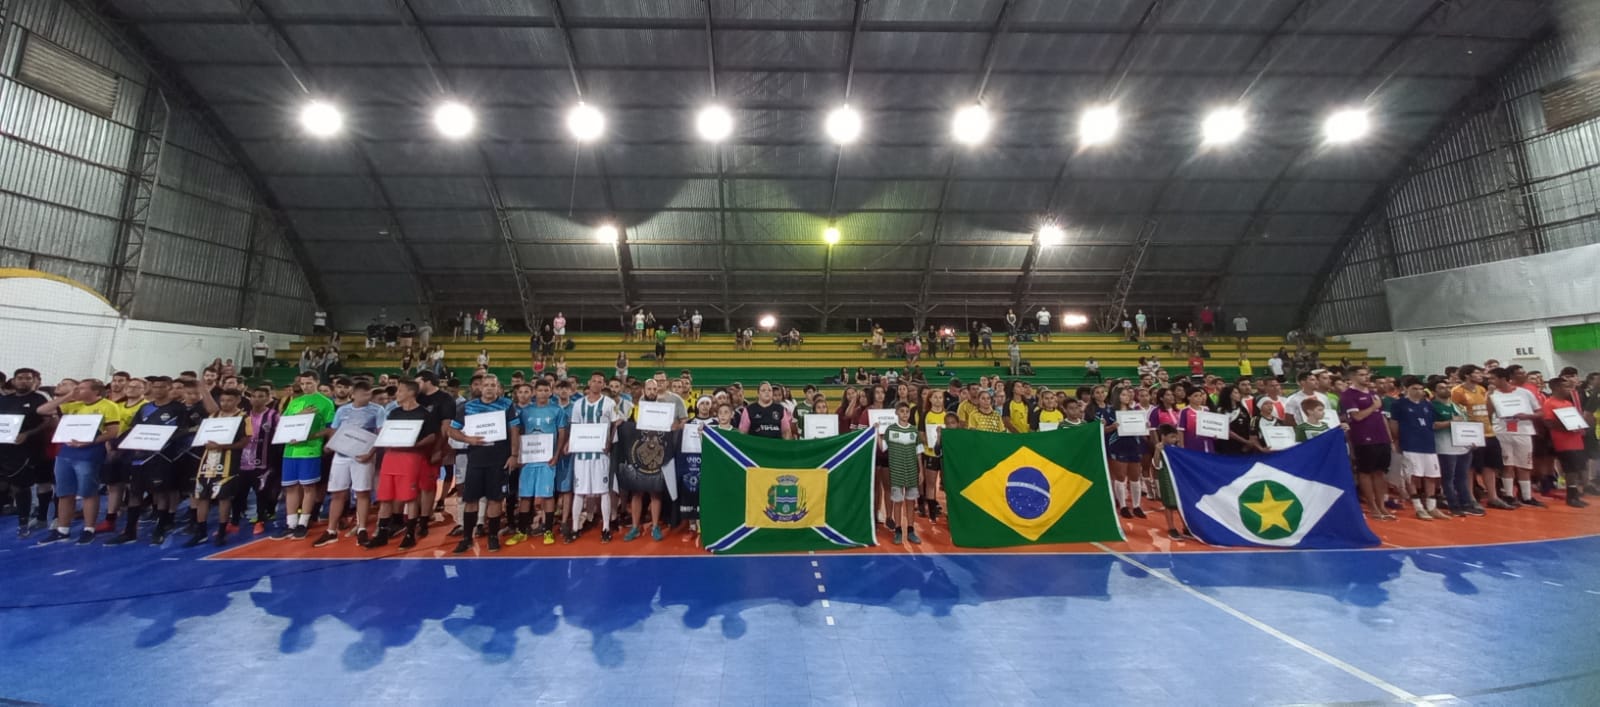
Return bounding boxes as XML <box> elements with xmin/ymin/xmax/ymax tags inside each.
<box><xmin>1085</xmin><ymin>356</ymin><xmax>1101</xmax><ymax>382</ymax></box>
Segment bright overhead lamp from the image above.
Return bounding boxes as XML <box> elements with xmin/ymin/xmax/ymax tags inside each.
<box><xmin>1038</xmin><ymin>223</ymin><xmax>1066</xmax><ymax>247</ymax></box>
<box><xmin>823</xmin><ymin>225</ymin><xmax>841</xmax><ymax>245</ymax></box>
<box><xmin>596</xmin><ymin>223</ymin><xmax>619</xmax><ymax>244</ymax></box>
<box><xmin>433</xmin><ymin>101</ymin><xmax>475</xmax><ymax>139</ymax></box>
<box><xmin>696</xmin><ymin>104</ymin><xmax>734</xmax><ymax>142</ymax></box>
<box><xmin>1063</xmin><ymin>313</ymin><xmax>1089</xmax><ymax>328</ymax></box>
<box><xmin>759</xmin><ymin>314</ymin><xmax>777</xmax><ymax>329</ymax></box>
<box><xmin>1201</xmin><ymin>106</ymin><xmax>1247</xmax><ymax>146</ymax></box>
<box><xmin>951</xmin><ymin>103</ymin><xmax>992</xmax><ymax>145</ymax></box>
<box><xmin>298</xmin><ymin>100</ymin><xmax>343</xmax><ymax>138</ymax></box>
<box><xmin>1078</xmin><ymin>104</ymin><xmax>1118</xmax><ymax>147</ymax></box>
<box><xmin>1323</xmin><ymin>107</ymin><xmax>1371</xmax><ymax>144</ymax></box>
<box><xmin>567</xmin><ymin>102</ymin><xmax>605</xmax><ymax>142</ymax></box>
<box><xmin>825</xmin><ymin>104</ymin><xmax>862</xmax><ymax>145</ymax></box>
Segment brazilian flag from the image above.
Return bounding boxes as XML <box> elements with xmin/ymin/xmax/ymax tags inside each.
<box><xmin>699</xmin><ymin>427</ymin><xmax>876</xmax><ymax>554</ymax></box>
<box><xmin>943</xmin><ymin>425</ymin><xmax>1125</xmax><ymax>547</ymax></box>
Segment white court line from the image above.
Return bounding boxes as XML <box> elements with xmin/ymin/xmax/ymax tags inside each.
<box><xmin>52</xmin><ymin>569</ymin><xmax>74</xmax><ymax>576</ymax></box>
<box><xmin>1586</xmin><ymin>590</ymin><xmax>1600</xmax><ymax>596</ymax></box>
<box><xmin>1502</xmin><ymin>572</ymin><xmax>1522</xmax><ymax>578</ymax></box>
<box><xmin>813</xmin><ymin>572</ymin><xmax>822</xmax><ymax>579</ymax></box>
<box><xmin>816</xmin><ymin>584</ymin><xmax>826</xmax><ymax>593</ymax></box>
<box><xmin>1092</xmin><ymin>542</ymin><xmax>1423</xmax><ymax>705</ymax></box>
<box><xmin>820</xmin><ymin>599</ymin><xmax>830</xmax><ymax>608</ymax></box>
<box><xmin>825</xmin><ymin>616</ymin><xmax>835</xmax><ymax>626</ymax></box>
<box><xmin>1425</xmin><ymin>553</ymin><xmax>1446</xmax><ymax>559</ymax></box>
<box><xmin>444</xmin><ymin>564</ymin><xmax>458</xmax><ymax>579</ymax></box>
<box><xmin>811</xmin><ymin>560</ymin><xmax>818</xmax><ymax>567</ymax></box>
<box><xmin>1542</xmin><ymin>581</ymin><xmax>1562</xmax><ymax>587</ymax></box>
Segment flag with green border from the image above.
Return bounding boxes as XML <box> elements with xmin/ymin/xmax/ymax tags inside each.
<box><xmin>699</xmin><ymin>427</ymin><xmax>876</xmax><ymax>554</ymax></box>
<box><xmin>943</xmin><ymin>425</ymin><xmax>1125</xmax><ymax>547</ymax></box>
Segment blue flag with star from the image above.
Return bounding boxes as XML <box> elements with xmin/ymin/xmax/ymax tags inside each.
<box><xmin>1163</xmin><ymin>429</ymin><xmax>1380</xmax><ymax>549</ymax></box>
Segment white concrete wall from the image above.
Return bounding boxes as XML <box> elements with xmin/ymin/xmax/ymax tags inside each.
<box><xmin>0</xmin><ymin>272</ymin><xmax>295</xmax><ymax>382</ymax></box>
<box><xmin>1343</xmin><ymin>312</ymin><xmax>1600</xmax><ymax>376</ymax></box>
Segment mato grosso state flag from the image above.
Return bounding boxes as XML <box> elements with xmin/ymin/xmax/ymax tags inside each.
<box><xmin>1164</xmin><ymin>428</ymin><xmax>1380</xmax><ymax>549</ymax></box>
<box><xmin>942</xmin><ymin>425</ymin><xmax>1124</xmax><ymax>548</ymax></box>
<box><xmin>698</xmin><ymin>427</ymin><xmax>876</xmax><ymax>554</ymax></box>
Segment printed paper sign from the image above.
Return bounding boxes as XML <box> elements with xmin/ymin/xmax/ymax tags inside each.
<box><xmin>374</xmin><ymin>419</ymin><xmax>425</xmax><ymax>448</ymax></box>
<box><xmin>804</xmin><ymin>415</ymin><xmax>839</xmax><ymax>439</ymax></box>
<box><xmin>191</xmin><ymin>416</ymin><xmax>244</xmax><ymax>448</ymax></box>
<box><xmin>1115</xmin><ymin>410</ymin><xmax>1149</xmax><ymax>437</ymax></box>
<box><xmin>119</xmin><ymin>424</ymin><xmax>177</xmax><ymax>452</ymax></box>
<box><xmin>1196</xmin><ymin>410</ymin><xmax>1230</xmax><ymax>441</ymax></box>
<box><xmin>637</xmin><ymin>401</ymin><xmax>676</xmax><ymax>432</ymax></box>
<box><xmin>463</xmin><ymin>411</ymin><xmax>508</xmax><ymax>443</ymax></box>
<box><xmin>272</xmin><ymin>414</ymin><xmax>316</xmax><ymax>444</ymax></box>
<box><xmin>52</xmin><ymin>414</ymin><xmax>103</xmax><ymax>444</ymax></box>
<box><xmin>326</xmin><ymin>426</ymin><xmax>377</xmax><ymax>457</ymax></box>
<box><xmin>520</xmin><ymin>433</ymin><xmax>554</xmax><ymax>464</ymax></box>
<box><xmin>568</xmin><ymin>423</ymin><xmax>610</xmax><ymax>453</ymax></box>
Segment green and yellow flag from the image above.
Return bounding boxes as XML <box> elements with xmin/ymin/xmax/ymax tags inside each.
<box><xmin>699</xmin><ymin>427</ymin><xmax>876</xmax><ymax>554</ymax></box>
<box><xmin>943</xmin><ymin>425</ymin><xmax>1125</xmax><ymax>547</ymax></box>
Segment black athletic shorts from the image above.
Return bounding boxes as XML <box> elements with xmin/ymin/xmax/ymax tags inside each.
<box><xmin>1471</xmin><ymin>437</ymin><xmax>1504</xmax><ymax>471</ymax></box>
<box><xmin>101</xmin><ymin>457</ymin><xmax>131</xmax><ymax>484</ymax></box>
<box><xmin>131</xmin><ymin>459</ymin><xmax>178</xmax><ymax>495</ymax></box>
<box><xmin>1352</xmin><ymin>443</ymin><xmax>1392</xmax><ymax>474</ymax></box>
<box><xmin>0</xmin><ymin>457</ymin><xmax>50</xmax><ymax>486</ymax></box>
<box><xmin>195</xmin><ymin>474</ymin><xmax>243</xmax><ymax>501</ymax></box>
<box><xmin>462</xmin><ymin>464</ymin><xmax>507</xmax><ymax>503</ymax></box>
<box><xmin>1556</xmin><ymin>450</ymin><xmax>1588</xmax><ymax>483</ymax></box>
<box><xmin>921</xmin><ymin>455</ymin><xmax>942</xmax><ymax>472</ymax></box>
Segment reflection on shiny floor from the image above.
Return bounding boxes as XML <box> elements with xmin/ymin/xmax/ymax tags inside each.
<box><xmin>2</xmin><ymin>524</ymin><xmax>1598</xmax><ymax>704</ymax></box>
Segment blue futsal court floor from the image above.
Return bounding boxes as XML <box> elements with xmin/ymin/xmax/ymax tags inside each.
<box><xmin>3</xmin><ymin>534</ymin><xmax>1599</xmax><ymax>705</ymax></box>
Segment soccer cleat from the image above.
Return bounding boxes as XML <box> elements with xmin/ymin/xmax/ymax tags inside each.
<box><xmin>397</xmin><ymin>532</ymin><xmax>417</xmax><ymax>550</ymax></box>
<box><xmin>892</xmin><ymin>529</ymin><xmax>902</xmax><ymax>545</ymax></box>
<box><xmin>312</xmin><ymin>531</ymin><xmax>338</xmax><ymax>548</ymax></box>
<box><xmin>623</xmin><ymin>526</ymin><xmax>641</xmax><ymax>542</ymax></box>
<box><xmin>651</xmin><ymin>525</ymin><xmax>664</xmax><ymax>542</ymax></box>
<box><xmin>1487</xmin><ymin>498</ymin><xmax>1514</xmax><ymax>510</ymax></box>
<box><xmin>562</xmin><ymin>530</ymin><xmax>576</xmax><ymax>545</ymax></box>
<box><xmin>487</xmin><ymin>535</ymin><xmax>500</xmax><ymax>553</ymax></box>
<box><xmin>293</xmin><ymin>525</ymin><xmax>310</xmax><ymax>540</ymax></box>
<box><xmin>906</xmin><ymin>529</ymin><xmax>922</xmax><ymax>545</ymax></box>
<box><xmin>76</xmin><ymin>530</ymin><xmax>96</xmax><ymax>545</ymax></box>
<box><xmin>36</xmin><ymin>530</ymin><xmax>68</xmax><ymax>546</ymax></box>
<box><xmin>356</xmin><ymin>529</ymin><xmax>370</xmax><ymax>546</ymax></box>
<box><xmin>1568</xmin><ymin>497</ymin><xmax>1590</xmax><ymax>508</ymax></box>
<box><xmin>1118</xmin><ymin>507</ymin><xmax>1132</xmax><ymax>519</ymax></box>
<box><xmin>506</xmin><ymin>532</ymin><xmax>527</xmax><ymax>546</ymax></box>
<box><xmin>104</xmin><ymin>532</ymin><xmax>138</xmax><ymax>546</ymax></box>
<box><xmin>544</xmin><ymin>530</ymin><xmax>556</xmax><ymax>545</ymax></box>
<box><xmin>452</xmin><ymin>538</ymin><xmax>472</xmax><ymax>554</ymax></box>
<box><xmin>213</xmin><ymin>530</ymin><xmax>228</xmax><ymax>547</ymax></box>
<box><xmin>182</xmin><ymin>532</ymin><xmax>207</xmax><ymax>548</ymax></box>
<box><xmin>1131</xmin><ymin>507</ymin><xmax>1148</xmax><ymax>519</ymax></box>
<box><xmin>600</xmin><ymin>530</ymin><xmax>613</xmax><ymax>544</ymax></box>
<box><xmin>1522</xmin><ymin>497</ymin><xmax>1546</xmax><ymax>508</ymax></box>
<box><xmin>363</xmin><ymin>530</ymin><xmax>391</xmax><ymax>549</ymax></box>
<box><xmin>416</xmin><ymin>522</ymin><xmax>430</xmax><ymax>539</ymax></box>
<box><xmin>1167</xmin><ymin>529</ymin><xmax>1182</xmax><ymax>540</ymax></box>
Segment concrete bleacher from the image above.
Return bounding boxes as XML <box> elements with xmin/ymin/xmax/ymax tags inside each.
<box><xmin>261</xmin><ymin>331</ymin><xmax>1391</xmax><ymax>389</ymax></box>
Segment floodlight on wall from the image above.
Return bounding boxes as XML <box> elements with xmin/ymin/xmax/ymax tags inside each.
<box><xmin>433</xmin><ymin>101</ymin><xmax>475</xmax><ymax>139</ymax></box>
<box><xmin>951</xmin><ymin>103</ymin><xmax>992</xmax><ymax>145</ymax></box>
<box><xmin>1323</xmin><ymin>107</ymin><xmax>1371</xmax><ymax>144</ymax></box>
<box><xmin>568</xmin><ymin>102</ymin><xmax>605</xmax><ymax>142</ymax></box>
<box><xmin>1063</xmin><ymin>313</ymin><xmax>1089</xmax><ymax>327</ymax></box>
<box><xmin>1078</xmin><ymin>104</ymin><xmax>1118</xmax><ymax>147</ymax></box>
<box><xmin>759</xmin><ymin>314</ymin><xmax>777</xmax><ymax>330</ymax></box>
<box><xmin>696</xmin><ymin>104</ymin><xmax>734</xmax><ymax>142</ymax></box>
<box><xmin>299</xmin><ymin>100</ymin><xmax>343</xmax><ymax>138</ymax></box>
<box><xmin>596</xmin><ymin>223</ymin><xmax>619</xmax><ymax>243</ymax></box>
<box><xmin>825</xmin><ymin>104</ymin><xmax>862</xmax><ymax>144</ymax></box>
<box><xmin>823</xmin><ymin>225</ymin><xmax>841</xmax><ymax>245</ymax></box>
<box><xmin>1201</xmin><ymin>106</ymin><xmax>1247</xmax><ymax>146</ymax></box>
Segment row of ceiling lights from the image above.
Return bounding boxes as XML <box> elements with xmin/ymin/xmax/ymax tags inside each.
<box><xmin>300</xmin><ymin>99</ymin><xmax>1368</xmax><ymax>249</ymax></box>
<box><xmin>298</xmin><ymin>99</ymin><xmax>1373</xmax><ymax>147</ymax></box>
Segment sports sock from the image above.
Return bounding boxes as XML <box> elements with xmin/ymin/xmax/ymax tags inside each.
<box><xmin>1424</xmin><ymin>497</ymin><xmax>1437</xmax><ymax>512</ymax></box>
<box><xmin>34</xmin><ymin>489</ymin><xmax>51</xmax><ymax>521</ymax></box>
<box><xmin>571</xmin><ymin>497</ymin><xmax>584</xmax><ymax>533</ymax></box>
<box><xmin>1412</xmin><ymin>498</ymin><xmax>1426</xmax><ymax>512</ymax></box>
<box><xmin>600</xmin><ymin>494</ymin><xmax>613</xmax><ymax>531</ymax></box>
<box><xmin>1129</xmin><ymin>480</ymin><xmax>1143</xmax><ymax>507</ymax></box>
<box><xmin>1112</xmin><ymin>482</ymin><xmax>1126</xmax><ymax>508</ymax></box>
<box><xmin>105</xmin><ymin>511</ymin><xmax>118</xmax><ymax>525</ymax></box>
<box><xmin>1518</xmin><ymin>480</ymin><xmax>1533</xmax><ymax>500</ymax></box>
<box><xmin>487</xmin><ymin>515</ymin><xmax>501</xmax><ymax>537</ymax></box>
<box><xmin>124</xmin><ymin>511</ymin><xmax>139</xmax><ymax>535</ymax></box>
<box><xmin>462</xmin><ymin>511</ymin><xmax>478</xmax><ymax>538</ymax></box>
<box><xmin>1500</xmin><ymin>478</ymin><xmax>1514</xmax><ymax>496</ymax></box>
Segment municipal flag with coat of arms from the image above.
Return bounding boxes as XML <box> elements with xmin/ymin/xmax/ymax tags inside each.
<box><xmin>942</xmin><ymin>425</ymin><xmax>1125</xmax><ymax>548</ymax></box>
<box><xmin>1163</xmin><ymin>428</ymin><xmax>1380</xmax><ymax>549</ymax></box>
<box><xmin>698</xmin><ymin>427</ymin><xmax>876</xmax><ymax>554</ymax></box>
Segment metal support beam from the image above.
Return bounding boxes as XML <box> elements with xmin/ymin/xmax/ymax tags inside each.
<box><xmin>231</xmin><ymin>0</ymin><xmax>431</xmax><ymax>315</ymax></box>
<box><xmin>1011</xmin><ymin>162</ymin><xmax>1068</xmax><ymax>310</ymax></box>
<box><xmin>820</xmin><ymin>0</ymin><xmax>868</xmax><ymax>333</ymax></box>
<box><xmin>702</xmin><ymin>0</ymin><xmax>732</xmax><ymax>332</ymax></box>
<box><xmin>916</xmin><ymin>0</ymin><xmax>1015</xmax><ymax>309</ymax></box>
<box><xmin>1096</xmin><ymin>219</ymin><xmax>1157</xmax><ymax>332</ymax></box>
<box><xmin>108</xmin><ymin>82</ymin><xmax>169</xmax><ymax>317</ymax></box>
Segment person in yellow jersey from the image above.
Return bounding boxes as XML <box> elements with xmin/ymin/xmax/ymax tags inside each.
<box><xmin>1237</xmin><ymin>355</ymin><xmax>1253</xmax><ymax>378</ymax></box>
<box><xmin>1031</xmin><ymin>390</ymin><xmax>1066</xmax><ymax>431</ymax></box>
<box><xmin>919</xmin><ymin>394</ymin><xmax>950</xmax><ymax>522</ymax></box>
<box><xmin>966</xmin><ymin>390</ymin><xmax>1007</xmax><ymax>433</ymax></box>
<box><xmin>1451</xmin><ymin>364</ymin><xmax>1510</xmax><ymax>510</ymax></box>
<box><xmin>1003</xmin><ymin>380</ymin><xmax>1032</xmax><ymax>433</ymax></box>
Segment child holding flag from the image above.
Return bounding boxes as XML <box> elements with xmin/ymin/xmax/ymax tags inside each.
<box><xmin>882</xmin><ymin>403</ymin><xmax>922</xmax><ymax>545</ymax></box>
<box><xmin>1152</xmin><ymin>424</ymin><xmax>1192</xmax><ymax>540</ymax></box>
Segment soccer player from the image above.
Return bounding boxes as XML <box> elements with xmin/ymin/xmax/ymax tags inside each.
<box><xmin>447</xmin><ymin>376</ymin><xmax>520</xmax><ymax>554</ymax></box>
<box><xmin>1104</xmin><ymin>386</ymin><xmax>1145</xmax><ymax>519</ymax></box>
<box><xmin>882</xmin><ymin>403</ymin><xmax>921</xmax><ymax>545</ymax></box>
<box><xmin>966</xmin><ymin>390</ymin><xmax>1006</xmax><ymax>432</ymax></box>
<box><xmin>37</xmin><ymin>379</ymin><xmax>122</xmax><ymax>545</ymax></box>
<box><xmin>415</xmin><ymin>372</ymin><xmax>457</xmax><ymax>537</ymax></box>
<box><xmin>1340</xmin><ymin>366</ymin><xmax>1393</xmax><ymax>521</ymax></box>
<box><xmin>103</xmin><ymin>377</ymin><xmax>185</xmax><ymax>545</ymax></box>
<box><xmin>277</xmin><ymin>372</ymin><xmax>336</xmax><ymax>540</ymax></box>
<box><xmin>738</xmin><ymin>382</ymin><xmax>793</xmax><ymax>439</ymax></box>
<box><xmin>315</xmin><ymin>381</ymin><xmax>383</xmax><ymax>547</ymax></box>
<box><xmin>1392</xmin><ymin>377</ymin><xmax>1451</xmax><ymax>521</ymax></box>
<box><xmin>919</xmin><ymin>393</ymin><xmax>949</xmax><ymax>522</ymax></box>
<box><xmin>1452</xmin><ymin>365</ymin><xmax>1509</xmax><ymax>510</ymax></box>
<box><xmin>567</xmin><ymin>371</ymin><xmax>619</xmax><ymax>543</ymax></box>
<box><xmin>511</xmin><ymin>379</ymin><xmax>568</xmax><ymax>545</ymax></box>
<box><xmin>366</xmin><ymin>381</ymin><xmax>437</xmax><ymax>549</ymax></box>
<box><xmin>1541</xmin><ymin>377</ymin><xmax>1589</xmax><ymax>508</ymax></box>
<box><xmin>185</xmin><ymin>389</ymin><xmax>251</xmax><ymax>547</ymax></box>
<box><xmin>1488</xmin><ymin>367</ymin><xmax>1543</xmax><ymax>507</ymax></box>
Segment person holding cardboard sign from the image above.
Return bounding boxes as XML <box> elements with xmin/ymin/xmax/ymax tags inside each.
<box><xmin>510</xmin><ymin>378</ymin><xmax>569</xmax><ymax>546</ymax></box>
<box><xmin>35</xmin><ymin>378</ymin><xmax>121</xmax><ymax>545</ymax></box>
<box><xmin>365</xmin><ymin>381</ymin><xmax>438</xmax><ymax>550</ymax></box>
<box><xmin>1541</xmin><ymin>377</ymin><xmax>1590</xmax><ymax>508</ymax></box>
<box><xmin>446</xmin><ymin>376</ymin><xmax>520</xmax><ymax>554</ymax></box>
<box><xmin>185</xmin><ymin>389</ymin><xmax>251</xmax><ymax>548</ymax></box>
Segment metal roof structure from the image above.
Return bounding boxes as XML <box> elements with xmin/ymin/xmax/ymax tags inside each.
<box><xmin>100</xmin><ymin>0</ymin><xmax>1554</xmax><ymax>331</ymax></box>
